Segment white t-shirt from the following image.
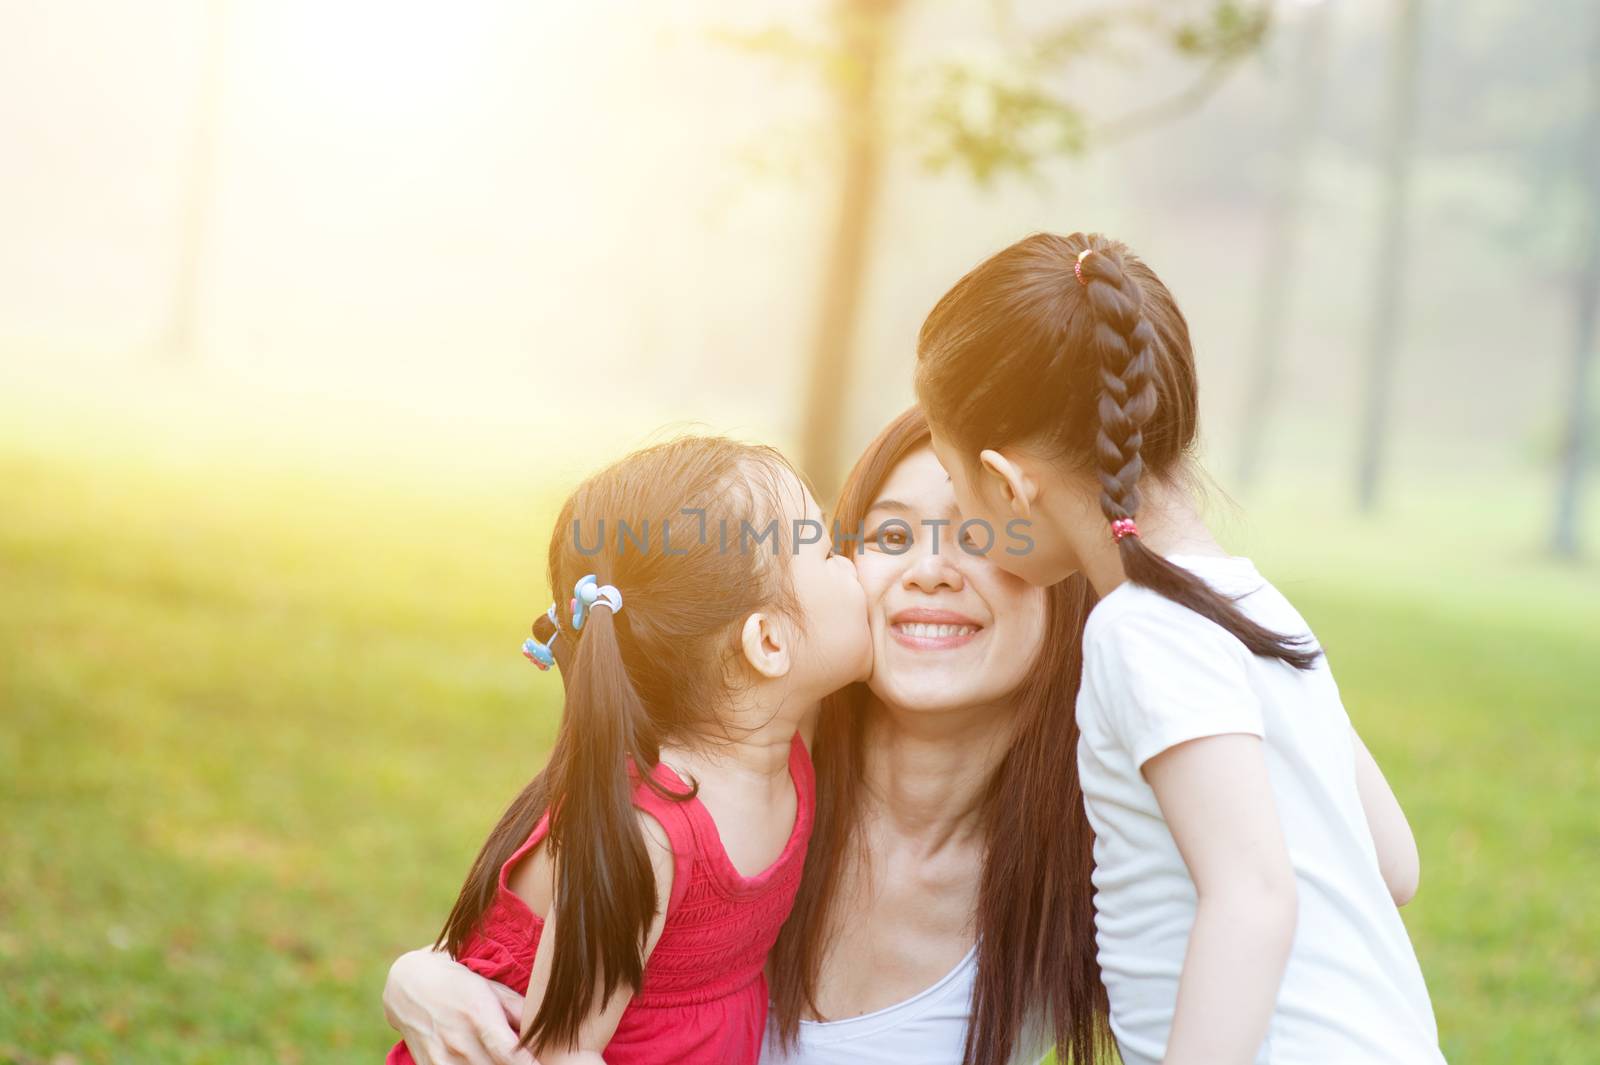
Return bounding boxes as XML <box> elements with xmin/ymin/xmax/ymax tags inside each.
<box><xmin>1077</xmin><ymin>554</ymin><xmax>1447</xmax><ymax>1065</ymax></box>
<box><xmin>758</xmin><ymin>946</ymin><xmax>1049</xmax><ymax>1065</ymax></box>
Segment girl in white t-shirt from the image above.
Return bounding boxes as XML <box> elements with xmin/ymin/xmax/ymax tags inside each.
<box><xmin>914</xmin><ymin>231</ymin><xmax>1448</xmax><ymax>1065</ymax></box>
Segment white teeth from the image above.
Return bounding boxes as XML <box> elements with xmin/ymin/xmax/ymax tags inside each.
<box><xmin>896</xmin><ymin>622</ymin><xmax>978</xmax><ymax>639</ymax></box>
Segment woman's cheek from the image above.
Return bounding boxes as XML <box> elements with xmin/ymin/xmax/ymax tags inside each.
<box><xmin>983</xmin><ymin>585</ymin><xmax>1047</xmax><ymax>661</ymax></box>
<box><xmin>852</xmin><ymin>553</ymin><xmax>889</xmax><ymax>594</ymax></box>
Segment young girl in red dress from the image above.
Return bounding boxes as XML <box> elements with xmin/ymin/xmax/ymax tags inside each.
<box><xmin>387</xmin><ymin>436</ymin><xmax>870</xmax><ymax>1065</ymax></box>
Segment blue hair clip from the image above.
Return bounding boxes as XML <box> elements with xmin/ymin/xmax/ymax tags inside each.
<box><xmin>520</xmin><ymin>604</ymin><xmax>562</xmax><ymax>670</ymax></box>
<box><xmin>570</xmin><ymin>573</ymin><xmax>622</xmax><ymax>631</ymax></box>
<box><xmin>521</xmin><ymin>637</ymin><xmax>554</xmax><ymax>670</ymax></box>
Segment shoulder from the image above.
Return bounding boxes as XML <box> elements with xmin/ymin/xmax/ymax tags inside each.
<box><xmin>630</xmin><ymin>784</ymin><xmax>696</xmax><ymax>920</ymax></box>
<box><xmin>1084</xmin><ymin>581</ymin><xmax>1252</xmax><ymax>676</ymax></box>
<box><xmin>629</xmin><ymin>770</ymin><xmax>691</xmax><ymax>860</ymax></box>
<box><xmin>1080</xmin><ymin>583</ymin><xmax>1265</xmax><ymax>768</ymax></box>
<box><xmin>637</xmin><ymin>809</ymin><xmax>675</xmax><ymax>886</ymax></box>
<box><xmin>636</xmin><ymin>806</ymin><xmax>672</xmax><ymax>854</ymax></box>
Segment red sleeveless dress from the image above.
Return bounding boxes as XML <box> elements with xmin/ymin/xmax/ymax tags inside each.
<box><xmin>387</xmin><ymin>733</ymin><xmax>814</xmax><ymax>1065</ymax></box>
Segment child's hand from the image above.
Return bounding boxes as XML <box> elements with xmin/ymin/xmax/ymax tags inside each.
<box><xmin>384</xmin><ymin>946</ymin><xmax>540</xmax><ymax>1065</ymax></box>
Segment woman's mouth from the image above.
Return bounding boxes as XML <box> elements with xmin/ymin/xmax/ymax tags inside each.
<box><xmin>888</xmin><ymin>609</ymin><xmax>983</xmax><ymax>651</ymax></box>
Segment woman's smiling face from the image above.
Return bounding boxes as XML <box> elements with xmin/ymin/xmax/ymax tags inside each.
<box><xmin>854</xmin><ymin>446</ymin><xmax>1048</xmax><ymax>713</ymax></box>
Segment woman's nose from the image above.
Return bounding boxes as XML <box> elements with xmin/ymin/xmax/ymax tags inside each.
<box><xmin>901</xmin><ymin>542</ymin><xmax>964</xmax><ymax>593</ymax></box>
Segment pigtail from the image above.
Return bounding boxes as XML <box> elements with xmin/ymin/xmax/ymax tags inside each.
<box><xmin>523</xmin><ymin>598</ymin><xmax>661</xmax><ymax>1054</ymax></box>
<box><xmin>1075</xmin><ymin>238</ymin><xmax>1320</xmax><ymax>671</ymax></box>
<box><xmin>436</xmin><ymin>608</ymin><xmax>570</xmax><ymax>957</ymax></box>
<box><xmin>435</xmin><ymin>774</ymin><xmax>551</xmax><ymax>958</ymax></box>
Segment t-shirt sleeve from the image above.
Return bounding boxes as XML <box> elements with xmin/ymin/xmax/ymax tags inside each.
<box><xmin>1088</xmin><ymin>600</ymin><xmax>1265</xmax><ymax>769</ymax></box>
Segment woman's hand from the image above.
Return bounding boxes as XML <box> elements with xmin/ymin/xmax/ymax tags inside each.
<box><xmin>383</xmin><ymin>947</ymin><xmax>539</xmax><ymax>1065</ymax></box>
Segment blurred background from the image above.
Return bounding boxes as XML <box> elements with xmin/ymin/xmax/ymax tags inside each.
<box><xmin>1</xmin><ymin>0</ymin><xmax>1596</xmax><ymax>1062</ymax></box>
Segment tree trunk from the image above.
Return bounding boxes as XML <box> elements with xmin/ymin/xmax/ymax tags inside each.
<box><xmin>1355</xmin><ymin>0</ymin><xmax>1423</xmax><ymax>513</ymax></box>
<box><xmin>1553</xmin><ymin>12</ymin><xmax>1600</xmax><ymax>558</ymax></box>
<box><xmin>1235</xmin><ymin>2</ymin><xmax>1333</xmax><ymax>490</ymax></box>
<box><xmin>162</xmin><ymin>0</ymin><xmax>228</xmax><ymax>366</ymax></box>
<box><xmin>797</xmin><ymin>0</ymin><xmax>901</xmax><ymax>503</ymax></box>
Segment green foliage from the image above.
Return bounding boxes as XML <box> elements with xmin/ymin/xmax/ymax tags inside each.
<box><xmin>1</xmin><ymin>440</ymin><xmax>1595</xmax><ymax>1063</ymax></box>
<box><xmin>1170</xmin><ymin>0</ymin><xmax>1272</xmax><ymax>60</ymax></box>
<box><xmin>919</xmin><ymin>66</ymin><xmax>1089</xmax><ymax>184</ymax></box>
<box><xmin>920</xmin><ymin>2</ymin><xmax>1271</xmax><ymax>182</ymax></box>
<box><xmin>719</xmin><ymin>1</ymin><xmax>1273</xmax><ymax>186</ymax></box>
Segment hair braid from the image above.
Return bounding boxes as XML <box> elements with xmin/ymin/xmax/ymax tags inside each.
<box><xmin>1077</xmin><ymin>242</ymin><xmax>1160</xmax><ymax>527</ymax></box>
<box><xmin>917</xmin><ymin>229</ymin><xmax>1320</xmax><ymax>670</ymax></box>
<box><xmin>1070</xmin><ymin>235</ymin><xmax>1321</xmax><ymax>671</ymax></box>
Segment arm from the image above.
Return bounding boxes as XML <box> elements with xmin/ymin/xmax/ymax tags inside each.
<box><xmin>520</xmin><ymin>813</ymin><xmax>676</xmax><ymax>1065</ymax></box>
<box><xmin>1351</xmin><ymin>727</ymin><xmax>1420</xmax><ymax>906</ymax></box>
<box><xmin>1144</xmin><ymin>734</ymin><xmax>1299</xmax><ymax>1065</ymax></box>
<box><xmin>383</xmin><ymin>947</ymin><xmax>538</xmax><ymax>1065</ymax></box>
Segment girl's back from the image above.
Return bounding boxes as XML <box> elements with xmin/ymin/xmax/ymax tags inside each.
<box><xmin>1076</xmin><ymin>553</ymin><xmax>1444</xmax><ymax>1065</ymax></box>
<box><xmin>915</xmin><ymin>229</ymin><xmax>1450</xmax><ymax>1064</ymax></box>
<box><xmin>398</xmin><ymin>436</ymin><xmax>870</xmax><ymax>1065</ymax></box>
<box><xmin>387</xmin><ymin>736</ymin><xmax>815</xmax><ymax>1065</ymax></box>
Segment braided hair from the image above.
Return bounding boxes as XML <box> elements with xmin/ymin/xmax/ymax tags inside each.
<box><xmin>916</xmin><ymin>231</ymin><xmax>1317</xmax><ymax>670</ymax></box>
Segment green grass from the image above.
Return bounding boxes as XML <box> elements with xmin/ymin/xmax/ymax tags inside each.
<box><xmin>0</xmin><ymin>435</ymin><xmax>565</xmax><ymax>1064</ymax></box>
<box><xmin>1</xmin><ymin>428</ymin><xmax>1597</xmax><ymax>1063</ymax></box>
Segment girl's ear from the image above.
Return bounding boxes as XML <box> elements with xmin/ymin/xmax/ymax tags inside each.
<box><xmin>978</xmin><ymin>448</ymin><xmax>1039</xmax><ymax>518</ymax></box>
<box><xmin>739</xmin><ymin>612</ymin><xmax>792</xmax><ymax>680</ymax></box>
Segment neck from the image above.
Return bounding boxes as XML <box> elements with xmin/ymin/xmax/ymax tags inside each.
<box><xmin>664</xmin><ymin>691</ymin><xmax>808</xmax><ymax>786</ymax></box>
<box><xmin>1051</xmin><ymin>472</ymin><xmax>1227</xmax><ymax>599</ymax></box>
<box><xmin>859</xmin><ymin>692</ymin><xmax>1017</xmax><ymax>854</ymax></box>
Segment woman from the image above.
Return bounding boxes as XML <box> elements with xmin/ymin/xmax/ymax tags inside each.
<box><xmin>383</xmin><ymin>408</ymin><xmax>1111</xmax><ymax>1065</ymax></box>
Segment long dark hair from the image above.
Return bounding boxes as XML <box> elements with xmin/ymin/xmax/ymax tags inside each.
<box><xmin>915</xmin><ymin>231</ymin><xmax>1318</xmax><ymax>669</ymax></box>
<box><xmin>767</xmin><ymin>406</ymin><xmax>1112</xmax><ymax>1065</ymax></box>
<box><xmin>434</xmin><ymin>436</ymin><xmax>804</xmax><ymax>1055</ymax></box>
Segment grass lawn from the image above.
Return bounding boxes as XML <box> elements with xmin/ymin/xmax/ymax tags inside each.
<box><xmin>1</xmin><ymin>424</ymin><xmax>1596</xmax><ymax>1064</ymax></box>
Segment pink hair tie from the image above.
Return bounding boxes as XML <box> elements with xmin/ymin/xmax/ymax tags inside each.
<box><xmin>1111</xmin><ymin>518</ymin><xmax>1139</xmax><ymax>542</ymax></box>
<box><xmin>1074</xmin><ymin>247</ymin><xmax>1093</xmax><ymax>287</ymax></box>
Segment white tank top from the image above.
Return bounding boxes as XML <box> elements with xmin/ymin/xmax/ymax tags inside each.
<box><xmin>758</xmin><ymin>947</ymin><xmax>1049</xmax><ymax>1065</ymax></box>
